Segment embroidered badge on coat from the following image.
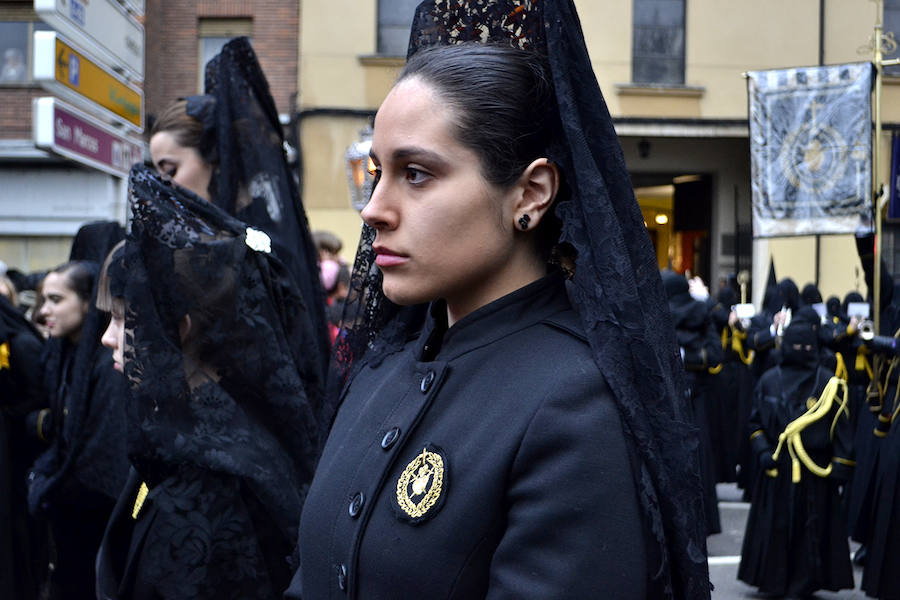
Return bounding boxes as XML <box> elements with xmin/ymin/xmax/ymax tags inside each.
<box><xmin>393</xmin><ymin>445</ymin><xmax>448</xmax><ymax>525</ymax></box>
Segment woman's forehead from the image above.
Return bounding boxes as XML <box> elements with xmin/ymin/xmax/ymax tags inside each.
<box><xmin>43</xmin><ymin>272</ymin><xmax>71</xmax><ymax>293</ymax></box>
<box><xmin>372</xmin><ymin>79</ymin><xmax>462</xmax><ymax>161</ymax></box>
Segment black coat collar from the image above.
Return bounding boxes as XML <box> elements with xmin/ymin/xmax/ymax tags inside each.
<box><xmin>416</xmin><ymin>271</ymin><xmax>571</xmax><ymax>362</ymax></box>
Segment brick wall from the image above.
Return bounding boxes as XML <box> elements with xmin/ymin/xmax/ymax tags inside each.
<box><xmin>0</xmin><ymin>1</ymin><xmax>298</xmax><ymax>140</ymax></box>
<box><xmin>145</xmin><ymin>0</ymin><xmax>299</xmax><ymax>124</ymax></box>
<box><xmin>0</xmin><ymin>87</ymin><xmax>43</xmax><ymax>140</ymax></box>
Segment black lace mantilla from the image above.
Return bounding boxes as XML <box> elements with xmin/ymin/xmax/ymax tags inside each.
<box><xmin>186</xmin><ymin>37</ymin><xmax>330</xmax><ymax>403</ymax></box>
<box><xmin>331</xmin><ymin>1</ymin><xmax>710</xmax><ymax>598</ymax></box>
<box><xmin>117</xmin><ymin>165</ymin><xmax>321</xmax><ymax>547</ymax></box>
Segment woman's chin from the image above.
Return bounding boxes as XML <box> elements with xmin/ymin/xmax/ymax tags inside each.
<box><xmin>381</xmin><ymin>281</ymin><xmax>432</xmax><ymax>307</ymax></box>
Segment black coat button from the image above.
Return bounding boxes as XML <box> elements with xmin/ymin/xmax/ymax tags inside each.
<box><xmin>381</xmin><ymin>427</ymin><xmax>400</xmax><ymax>450</ymax></box>
<box><xmin>420</xmin><ymin>370</ymin><xmax>436</xmax><ymax>393</ymax></box>
<box><xmin>337</xmin><ymin>563</ymin><xmax>347</xmax><ymax>591</ymax></box>
<box><xmin>348</xmin><ymin>492</ymin><xmax>365</xmax><ymax>518</ymax></box>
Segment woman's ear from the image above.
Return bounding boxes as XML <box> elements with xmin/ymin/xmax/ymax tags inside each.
<box><xmin>178</xmin><ymin>314</ymin><xmax>192</xmax><ymax>343</ymax></box>
<box><xmin>511</xmin><ymin>158</ymin><xmax>559</xmax><ymax>231</ymax></box>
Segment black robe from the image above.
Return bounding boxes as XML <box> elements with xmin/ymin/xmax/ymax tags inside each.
<box><xmin>288</xmin><ymin>275</ymin><xmax>647</xmax><ymax>599</ymax></box>
<box><xmin>0</xmin><ymin>297</ymin><xmax>45</xmax><ymax>600</ymax></box>
<box><xmin>96</xmin><ymin>462</ymin><xmax>292</xmax><ymax>600</ymax></box>
<box><xmin>27</xmin><ymin>341</ymin><xmax>129</xmax><ymax>600</ymax></box>
<box><xmin>664</xmin><ymin>282</ymin><xmax>723</xmax><ymax>536</ymax></box>
<box><xmin>738</xmin><ymin>365</ymin><xmax>854</xmax><ymax>596</ymax></box>
<box><xmin>708</xmin><ymin>296</ymin><xmax>753</xmax><ymax>484</ymax></box>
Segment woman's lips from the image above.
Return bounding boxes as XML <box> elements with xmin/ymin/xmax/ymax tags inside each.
<box><xmin>374</xmin><ymin>249</ymin><xmax>409</xmax><ymax>268</ymax></box>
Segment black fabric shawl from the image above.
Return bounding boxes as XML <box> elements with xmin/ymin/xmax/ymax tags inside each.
<box><xmin>187</xmin><ymin>38</ymin><xmax>330</xmax><ymax>396</ymax></box>
<box><xmin>117</xmin><ymin>165</ymin><xmax>321</xmax><ymax>552</ymax></box>
<box><xmin>0</xmin><ymin>297</ymin><xmax>44</xmax><ymax>600</ymax></box>
<box><xmin>0</xmin><ymin>296</ymin><xmax>44</xmax><ymax>417</ymax></box>
<box><xmin>331</xmin><ymin>1</ymin><xmax>708</xmax><ymax>597</ymax></box>
<box><xmin>68</xmin><ymin>220</ymin><xmax>125</xmax><ymax>263</ymax></box>
<box><xmin>27</xmin><ymin>272</ymin><xmax>128</xmax><ymax>515</ymax></box>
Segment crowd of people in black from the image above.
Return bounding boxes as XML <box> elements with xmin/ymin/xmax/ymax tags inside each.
<box><xmin>2</xmin><ymin>1</ymin><xmax>899</xmax><ymax>599</ymax></box>
<box><xmin>663</xmin><ymin>243</ymin><xmax>900</xmax><ymax>598</ymax></box>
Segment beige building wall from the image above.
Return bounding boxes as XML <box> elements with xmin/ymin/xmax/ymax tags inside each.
<box><xmin>299</xmin><ymin>0</ymin><xmax>898</xmax><ymax>298</ymax></box>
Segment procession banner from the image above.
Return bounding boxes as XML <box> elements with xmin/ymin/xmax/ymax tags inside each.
<box><xmin>889</xmin><ymin>133</ymin><xmax>900</xmax><ymax>219</ymax></box>
<box><xmin>747</xmin><ymin>63</ymin><xmax>873</xmax><ymax>238</ymax></box>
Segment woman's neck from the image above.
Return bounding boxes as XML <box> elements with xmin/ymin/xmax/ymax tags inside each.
<box><xmin>445</xmin><ymin>252</ymin><xmax>546</xmax><ymax>328</ymax></box>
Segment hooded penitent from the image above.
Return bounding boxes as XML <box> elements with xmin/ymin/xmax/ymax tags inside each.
<box><xmin>781</xmin><ymin>306</ymin><xmax>821</xmax><ymax>370</ymax></box>
<box><xmin>332</xmin><ymin>1</ymin><xmax>709</xmax><ymax>597</ymax></box>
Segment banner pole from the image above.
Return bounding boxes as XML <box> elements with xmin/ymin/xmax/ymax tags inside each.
<box><xmin>874</xmin><ymin>0</ymin><xmax>884</xmax><ymax>335</ymax></box>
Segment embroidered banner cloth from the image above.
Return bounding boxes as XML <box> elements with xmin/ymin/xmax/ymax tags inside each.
<box><xmin>747</xmin><ymin>63</ymin><xmax>873</xmax><ymax>237</ymax></box>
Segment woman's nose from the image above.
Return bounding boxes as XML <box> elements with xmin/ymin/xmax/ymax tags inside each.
<box><xmin>360</xmin><ymin>178</ymin><xmax>395</xmax><ymax>230</ymax></box>
<box><xmin>100</xmin><ymin>321</ymin><xmax>117</xmax><ymax>350</ymax></box>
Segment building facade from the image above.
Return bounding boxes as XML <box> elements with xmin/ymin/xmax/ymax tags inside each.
<box><xmin>0</xmin><ymin>0</ymin><xmax>301</xmax><ymax>273</ymax></box>
<box><xmin>299</xmin><ymin>0</ymin><xmax>900</xmax><ymax>303</ymax></box>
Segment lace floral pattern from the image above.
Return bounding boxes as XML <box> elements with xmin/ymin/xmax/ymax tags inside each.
<box><xmin>188</xmin><ymin>38</ymin><xmax>329</xmax><ymax>410</ymax></box>
<box><xmin>110</xmin><ymin>166</ymin><xmax>321</xmax><ymax>592</ymax></box>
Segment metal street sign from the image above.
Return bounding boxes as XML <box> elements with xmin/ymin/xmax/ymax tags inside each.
<box><xmin>34</xmin><ymin>0</ymin><xmax>144</xmax><ymax>82</ymax></box>
<box><xmin>33</xmin><ymin>31</ymin><xmax>143</xmax><ymax>133</ymax></box>
<box><xmin>33</xmin><ymin>96</ymin><xmax>143</xmax><ymax>177</ymax></box>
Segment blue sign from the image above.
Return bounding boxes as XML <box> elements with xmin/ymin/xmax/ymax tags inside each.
<box><xmin>67</xmin><ymin>52</ymin><xmax>80</xmax><ymax>86</ymax></box>
<box><xmin>69</xmin><ymin>0</ymin><xmax>86</xmax><ymax>27</ymax></box>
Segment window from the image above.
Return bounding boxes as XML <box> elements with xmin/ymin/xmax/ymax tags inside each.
<box><xmin>885</xmin><ymin>0</ymin><xmax>900</xmax><ymax>76</ymax></box>
<box><xmin>632</xmin><ymin>0</ymin><xmax>685</xmax><ymax>85</ymax></box>
<box><xmin>0</xmin><ymin>21</ymin><xmax>52</xmax><ymax>86</ymax></box>
<box><xmin>377</xmin><ymin>0</ymin><xmax>420</xmax><ymax>56</ymax></box>
<box><xmin>198</xmin><ymin>18</ymin><xmax>253</xmax><ymax>90</ymax></box>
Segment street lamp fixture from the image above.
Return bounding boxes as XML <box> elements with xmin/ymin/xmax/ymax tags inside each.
<box><xmin>345</xmin><ymin>124</ymin><xmax>376</xmax><ymax>212</ymax></box>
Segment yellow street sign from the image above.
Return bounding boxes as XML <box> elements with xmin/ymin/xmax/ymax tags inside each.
<box><xmin>34</xmin><ymin>32</ymin><xmax>143</xmax><ymax>131</ymax></box>
<box><xmin>53</xmin><ymin>36</ymin><xmax>141</xmax><ymax>128</ymax></box>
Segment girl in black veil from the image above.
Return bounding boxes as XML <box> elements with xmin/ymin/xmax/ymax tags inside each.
<box><xmin>28</xmin><ymin>260</ymin><xmax>129</xmax><ymax>599</ymax></box>
<box><xmin>95</xmin><ymin>167</ymin><xmax>322</xmax><ymax>599</ymax></box>
<box><xmin>291</xmin><ymin>1</ymin><xmax>710</xmax><ymax>598</ymax></box>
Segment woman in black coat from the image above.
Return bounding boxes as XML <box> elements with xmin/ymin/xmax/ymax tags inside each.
<box><xmin>287</xmin><ymin>2</ymin><xmax>711</xmax><ymax>598</ymax></box>
<box><xmin>27</xmin><ymin>261</ymin><xmax>129</xmax><ymax>599</ymax></box>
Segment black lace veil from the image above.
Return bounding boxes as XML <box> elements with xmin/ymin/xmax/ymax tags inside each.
<box><xmin>113</xmin><ymin>165</ymin><xmax>322</xmax><ymax>536</ymax></box>
<box><xmin>332</xmin><ymin>1</ymin><xmax>709</xmax><ymax>597</ymax></box>
<box><xmin>186</xmin><ymin>37</ymin><xmax>330</xmax><ymax>386</ymax></box>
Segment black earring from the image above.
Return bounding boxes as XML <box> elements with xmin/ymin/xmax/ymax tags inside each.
<box><xmin>518</xmin><ymin>214</ymin><xmax>531</xmax><ymax>230</ymax></box>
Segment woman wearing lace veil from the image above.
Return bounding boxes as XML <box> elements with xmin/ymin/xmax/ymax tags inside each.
<box><xmin>94</xmin><ymin>167</ymin><xmax>323</xmax><ymax>599</ymax></box>
<box><xmin>290</xmin><ymin>1</ymin><xmax>710</xmax><ymax>598</ymax></box>
<box><xmin>148</xmin><ymin>37</ymin><xmax>329</xmax><ymax>401</ymax></box>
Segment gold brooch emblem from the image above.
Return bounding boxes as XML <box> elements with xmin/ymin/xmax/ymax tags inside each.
<box><xmin>396</xmin><ymin>447</ymin><xmax>445</xmax><ymax>520</ymax></box>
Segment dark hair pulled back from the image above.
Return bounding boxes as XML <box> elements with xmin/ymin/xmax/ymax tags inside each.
<box><xmin>398</xmin><ymin>43</ymin><xmax>566</xmax><ymax>261</ymax></box>
<box><xmin>50</xmin><ymin>260</ymin><xmax>99</xmax><ymax>303</ymax></box>
<box><xmin>398</xmin><ymin>42</ymin><xmax>559</xmax><ymax>189</ymax></box>
<box><xmin>150</xmin><ymin>99</ymin><xmax>204</xmax><ymax>152</ymax></box>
